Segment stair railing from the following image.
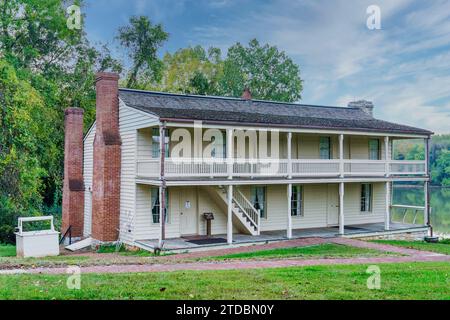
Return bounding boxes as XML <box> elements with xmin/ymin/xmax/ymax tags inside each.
<box><xmin>232</xmin><ymin>188</ymin><xmax>259</xmax><ymax>230</ymax></box>
<box><xmin>59</xmin><ymin>225</ymin><xmax>72</xmax><ymax>245</ymax></box>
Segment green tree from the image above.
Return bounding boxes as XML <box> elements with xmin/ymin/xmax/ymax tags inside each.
<box><xmin>117</xmin><ymin>16</ymin><xmax>168</xmax><ymax>88</ymax></box>
<box><xmin>219</xmin><ymin>39</ymin><xmax>303</xmax><ymax>102</ymax></box>
<box><xmin>0</xmin><ymin>60</ymin><xmax>48</xmax><ymax>242</ymax></box>
<box><xmin>0</xmin><ymin>0</ymin><xmax>83</xmax><ymax>72</ymax></box>
<box><xmin>432</xmin><ymin>150</ymin><xmax>450</xmax><ymax>187</ymax></box>
<box><xmin>154</xmin><ymin>46</ymin><xmax>223</xmax><ymax>95</ymax></box>
<box><xmin>0</xmin><ymin>0</ymin><xmax>123</xmax><ymax>242</ymax></box>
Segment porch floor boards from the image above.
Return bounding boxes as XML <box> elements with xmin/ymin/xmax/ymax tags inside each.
<box><xmin>135</xmin><ymin>222</ymin><xmax>427</xmax><ymax>252</ymax></box>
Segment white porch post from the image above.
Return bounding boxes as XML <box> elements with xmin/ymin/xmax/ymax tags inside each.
<box><xmin>385</xmin><ymin>181</ymin><xmax>391</xmax><ymax>230</ymax></box>
<box><xmin>227</xmin><ymin>128</ymin><xmax>233</xmax><ymax>179</ymax></box>
<box><xmin>385</xmin><ymin>136</ymin><xmax>390</xmax><ymax>177</ymax></box>
<box><xmin>424</xmin><ymin>181</ymin><xmax>429</xmax><ymax>226</ymax></box>
<box><xmin>424</xmin><ymin>138</ymin><xmax>431</xmax><ymax>230</ymax></box>
<box><xmin>227</xmin><ymin>184</ymin><xmax>233</xmax><ymax>244</ymax></box>
<box><xmin>339</xmin><ymin>134</ymin><xmax>344</xmax><ymax>177</ymax></box>
<box><xmin>287</xmin><ymin>184</ymin><xmax>292</xmax><ymax>239</ymax></box>
<box><xmin>287</xmin><ymin>132</ymin><xmax>292</xmax><ymax>179</ymax></box>
<box><xmin>339</xmin><ymin>182</ymin><xmax>345</xmax><ymax>235</ymax></box>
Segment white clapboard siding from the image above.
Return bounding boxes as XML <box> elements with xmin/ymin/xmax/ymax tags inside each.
<box><xmin>118</xmin><ymin>101</ymin><xmax>159</xmax><ymax>245</ymax></box>
<box><xmin>83</xmin><ymin>124</ymin><xmax>96</xmax><ymax>237</ymax></box>
<box><xmin>343</xmin><ymin>183</ymin><xmax>386</xmax><ymax>225</ymax></box>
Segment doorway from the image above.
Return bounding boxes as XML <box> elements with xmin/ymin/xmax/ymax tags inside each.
<box><xmin>179</xmin><ymin>188</ymin><xmax>198</xmax><ymax>236</ymax></box>
<box><xmin>327</xmin><ymin>184</ymin><xmax>339</xmax><ymax>226</ymax></box>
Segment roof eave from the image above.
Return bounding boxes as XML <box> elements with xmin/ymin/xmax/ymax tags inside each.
<box><xmin>159</xmin><ymin>117</ymin><xmax>433</xmax><ymax>137</ymax></box>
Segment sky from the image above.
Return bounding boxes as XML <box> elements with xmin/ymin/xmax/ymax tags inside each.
<box><xmin>83</xmin><ymin>0</ymin><xmax>450</xmax><ymax>134</ymax></box>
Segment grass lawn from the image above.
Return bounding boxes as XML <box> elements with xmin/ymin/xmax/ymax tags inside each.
<box><xmin>0</xmin><ymin>244</ymin><xmax>153</xmax><ymax>269</ymax></box>
<box><xmin>0</xmin><ymin>244</ymin><xmax>15</xmax><ymax>258</ymax></box>
<box><xmin>371</xmin><ymin>239</ymin><xmax>450</xmax><ymax>255</ymax></box>
<box><xmin>207</xmin><ymin>243</ymin><xmax>398</xmax><ymax>260</ymax></box>
<box><xmin>0</xmin><ymin>262</ymin><xmax>448</xmax><ymax>300</ymax></box>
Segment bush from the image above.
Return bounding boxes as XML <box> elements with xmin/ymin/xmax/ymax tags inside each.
<box><xmin>0</xmin><ymin>225</ymin><xmax>16</xmax><ymax>244</ymax></box>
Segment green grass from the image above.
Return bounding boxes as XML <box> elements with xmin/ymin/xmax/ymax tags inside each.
<box><xmin>371</xmin><ymin>239</ymin><xmax>450</xmax><ymax>255</ymax></box>
<box><xmin>97</xmin><ymin>244</ymin><xmax>152</xmax><ymax>256</ymax></box>
<box><xmin>0</xmin><ymin>244</ymin><xmax>16</xmax><ymax>258</ymax></box>
<box><xmin>208</xmin><ymin>243</ymin><xmax>398</xmax><ymax>260</ymax></box>
<box><xmin>0</xmin><ymin>262</ymin><xmax>448</xmax><ymax>300</ymax></box>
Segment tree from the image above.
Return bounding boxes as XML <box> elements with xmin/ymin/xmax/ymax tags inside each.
<box><xmin>154</xmin><ymin>46</ymin><xmax>223</xmax><ymax>95</ymax></box>
<box><xmin>219</xmin><ymin>39</ymin><xmax>303</xmax><ymax>102</ymax></box>
<box><xmin>0</xmin><ymin>0</ymin><xmax>83</xmax><ymax>72</ymax></box>
<box><xmin>117</xmin><ymin>16</ymin><xmax>168</xmax><ymax>88</ymax></box>
<box><xmin>0</xmin><ymin>60</ymin><xmax>49</xmax><ymax>242</ymax></box>
<box><xmin>0</xmin><ymin>0</ymin><xmax>123</xmax><ymax>242</ymax></box>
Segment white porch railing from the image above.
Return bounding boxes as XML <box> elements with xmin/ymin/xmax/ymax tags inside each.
<box><xmin>136</xmin><ymin>158</ymin><xmax>426</xmax><ymax>179</ymax></box>
<box><xmin>389</xmin><ymin>161</ymin><xmax>426</xmax><ymax>175</ymax></box>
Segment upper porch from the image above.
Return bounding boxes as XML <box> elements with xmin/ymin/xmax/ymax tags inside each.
<box><xmin>135</xmin><ymin>124</ymin><xmax>429</xmax><ymax>181</ymax></box>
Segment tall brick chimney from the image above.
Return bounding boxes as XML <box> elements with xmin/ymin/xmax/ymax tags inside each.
<box><xmin>62</xmin><ymin>107</ymin><xmax>85</xmax><ymax>238</ymax></box>
<box><xmin>91</xmin><ymin>72</ymin><xmax>122</xmax><ymax>242</ymax></box>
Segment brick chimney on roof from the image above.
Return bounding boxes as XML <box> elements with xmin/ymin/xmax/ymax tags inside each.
<box><xmin>62</xmin><ymin>107</ymin><xmax>85</xmax><ymax>238</ymax></box>
<box><xmin>348</xmin><ymin>100</ymin><xmax>374</xmax><ymax>117</ymax></box>
<box><xmin>242</xmin><ymin>87</ymin><xmax>252</xmax><ymax>100</ymax></box>
<box><xmin>91</xmin><ymin>72</ymin><xmax>122</xmax><ymax>242</ymax></box>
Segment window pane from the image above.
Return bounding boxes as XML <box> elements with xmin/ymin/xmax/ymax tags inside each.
<box><xmin>252</xmin><ymin>186</ymin><xmax>266</xmax><ymax>218</ymax></box>
<box><xmin>369</xmin><ymin>139</ymin><xmax>380</xmax><ymax>160</ymax></box>
<box><xmin>152</xmin><ymin>128</ymin><xmax>170</xmax><ymax>158</ymax></box>
<box><xmin>291</xmin><ymin>185</ymin><xmax>303</xmax><ymax>217</ymax></box>
<box><xmin>151</xmin><ymin>188</ymin><xmax>169</xmax><ymax>223</ymax></box>
<box><xmin>360</xmin><ymin>184</ymin><xmax>372</xmax><ymax>212</ymax></box>
<box><xmin>320</xmin><ymin>137</ymin><xmax>331</xmax><ymax>159</ymax></box>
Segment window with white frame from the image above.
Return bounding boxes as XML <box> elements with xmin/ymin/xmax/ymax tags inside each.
<box><xmin>251</xmin><ymin>186</ymin><xmax>266</xmax><ymax>219</ymax></box>
<box><xmin>360</xmin><ymin>183</ymin><xmax>373</xmax><ymax>213</ymax></box>
<box><xmin>151</xmin><ymin>188</ymin><xmax>169</xmax><ymax>223</ymax></box>
<box><xmin>368</xmin><ymin>139</ymin><xmax>380</xmax><ymax>160</ymax></box>
<box><xmin>291</xmin><ymin>185</ymin><xmax>304</xmax><ymax>217</ymax></box>
<box><xmin>152</xmin><ymin>128</ymin><xmax>170</xmax><ymax>158</ymax></box>
<box><xmin>319</xmin><ymin>136</ymin><xmax>331</xmax><ymax>159</ymax></box>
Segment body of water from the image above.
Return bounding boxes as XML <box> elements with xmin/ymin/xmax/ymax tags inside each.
<box><xmin>392</xmin><ymin>185</ymin><xmax>450</xmax><ymax>237</ymax></box>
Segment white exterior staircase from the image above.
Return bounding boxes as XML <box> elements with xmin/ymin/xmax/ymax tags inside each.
<box><xmin>212</xmin><ymin>186</ymin><xmax>260</xmax><ymax>236</ymax></box>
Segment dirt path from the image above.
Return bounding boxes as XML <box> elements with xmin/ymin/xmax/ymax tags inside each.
<box><xmin>1</xmin><ymin>238</ymin><xmax>448</xmax><ymax>275</ymax></box>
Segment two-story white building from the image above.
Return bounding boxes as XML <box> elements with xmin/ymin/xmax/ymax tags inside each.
<box><xmin>61</xmin><ymin>73</ymin><xmax>432</xmax><ymax>251</ymax></box>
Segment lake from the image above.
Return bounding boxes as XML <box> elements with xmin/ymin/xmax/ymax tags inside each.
<box><xmin>392</xmin><ymin>184</ymin><xmax>450</xmax><ymax>237</ymax></box>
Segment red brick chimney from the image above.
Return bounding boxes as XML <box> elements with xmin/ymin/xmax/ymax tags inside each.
<box><xmin>242</xmin><ymin>87</ymin><xmax>252</xmax><ymax>100</ymax></box>
<box><xmin>62</xmin><ymin>107</ymin><xmax>85</xmax><ymax>238</ymax></box>
<box><xmin>91</xmin><ymin>72</ymin><xmax>122</xmax><ymax>242</ymax></box>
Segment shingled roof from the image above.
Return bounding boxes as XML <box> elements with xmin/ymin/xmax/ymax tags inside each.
<box><xmin>119</xmin><ymin>89</ymin><xmax>432</xmax><ymax>136</ymax></box>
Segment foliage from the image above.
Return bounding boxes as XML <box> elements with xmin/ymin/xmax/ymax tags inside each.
<box><xmin>0</xmin><ymin>0</ymin><xmax>122</xmax><ymax>243</ymax></box>
<box><xmin>117</xmin><ymin>16</ymin><xmax>168</xmax><ymax>88</ymax></box>
<box><xmin>153</xmin><ymin>46</ymin><xmax>223</xmax><ymax>95</ymax></box>
<box><xmin>394</xmin><ymin>135</ymin><xmax>450</xmax><ymax>186</ymax></box>
<box><xmin>219</xmin><ymin>39</ymin><xmax>303</xmax><ymax>102</ymax></box>
<box><xmin>153</xmin><ymin>40</ymin><xmax>304</xmax><ymax>102</ymax></box>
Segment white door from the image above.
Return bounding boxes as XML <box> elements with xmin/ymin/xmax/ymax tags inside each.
<box><xmin>327</xmin><ymin>184</ymin><xmax>339</xmax><ymax>226</ymax></box>
<box><xmin>179</xmin><ymin>188</ymin><xmax>198</xmax><ymax>235</ymax></box>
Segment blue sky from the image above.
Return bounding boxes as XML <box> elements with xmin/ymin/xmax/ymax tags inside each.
<box><xmin>84</xmin><ymin>0</ymin><xmax>450</xmax><ymax>134</ymax></box>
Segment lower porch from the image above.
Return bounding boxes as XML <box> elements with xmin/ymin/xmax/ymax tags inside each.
<box><xmin>135</xmin><ymin>222</ymin><xmax>428</xmax><ymax>252</ymax></box>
